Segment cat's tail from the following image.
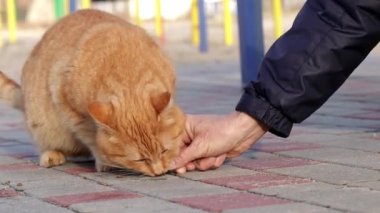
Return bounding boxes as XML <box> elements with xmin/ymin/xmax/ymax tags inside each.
<box><xmin>0</xmin><ymin>71</ymin><xmax>23</xmax><ymax>110</ymax></box>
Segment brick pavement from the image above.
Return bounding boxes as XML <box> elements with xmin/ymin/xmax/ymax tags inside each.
<box><xmin>0</xmin><ymin>37</ymin><xmax>380</xmax><ymax>212</ymax></box>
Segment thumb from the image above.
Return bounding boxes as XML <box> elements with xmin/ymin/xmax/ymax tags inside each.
<box><xmin>170</xmin><ymin>140</ymin><xmax>204</xmax><ymax>170</ymax></box>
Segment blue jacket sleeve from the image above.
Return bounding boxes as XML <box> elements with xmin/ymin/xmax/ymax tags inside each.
<box><xmin>236</xmin><ymin>0</ymin><xmax>380</xmax><ymax>137</ymax></box>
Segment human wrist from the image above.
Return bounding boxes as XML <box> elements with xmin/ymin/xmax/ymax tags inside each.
<box><xmin>231</xmin><ymin>111</ymin><xmax>268</xmax><ymax>133</ymax></box>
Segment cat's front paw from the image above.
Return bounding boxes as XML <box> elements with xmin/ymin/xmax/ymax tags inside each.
<box><xmin>40</xmin><ymin>150</ymin><xmax>66</xmax><ymax>167</ymax></box>
<box><xmin>95</xmin><ymin>161</ymin><xmax>112</xmax><ymax>172</ymax></box>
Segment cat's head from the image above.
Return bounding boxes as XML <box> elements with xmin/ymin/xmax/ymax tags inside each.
<box><xmin>88</xmin><ymin>92</ymin><xmax>185</xmax><ymax>176</ymax></box>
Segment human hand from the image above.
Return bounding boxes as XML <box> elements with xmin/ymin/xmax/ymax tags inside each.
<box><xmin>170</xmin><ymin>112</ymin><xmax>268</xmax><ymax>174</ymax></box>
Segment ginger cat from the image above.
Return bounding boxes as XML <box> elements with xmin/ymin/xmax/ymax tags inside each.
<box><xmin>0</xmin><ymin>9</ymin><xmax>185</xmax><ymax>176</ymax></box>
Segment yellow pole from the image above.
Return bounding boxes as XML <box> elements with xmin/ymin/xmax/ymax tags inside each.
<box><xmin>272</xmin><ymin>0</ymin><xmax>283</xmax><ymax>39</ymax></box>
<box><xmin>135</xmin><ymin>0</ymin><xmax>141</xmax><ymax>26</ymax></box>
<box><xmin>64</xmin><ymin>0</ymin><xmax>69</xmax><ymax>15</ymax></box>
<box><xmin>223</xmin><ymin>0</ymin><xmax>233</xmax><ymax>46</ymax></box>
<box><xmin>6</xmin><ymin>0</ymin><xmax>17</xmax><ymax>44</ymax></box>
<box><xmin>0</xmin><ymin>1</ymin><xmax>3</xmax><ymax>47</ymax></box>
<box><xmin>191</xmin><ymin>0</ymin><xmax>199</xmax><ymax>46</ymax></box>
<box><xmin>82</xmin><ymin>0</ymin><xmax>91</xmax><ymax>9</ymax></box>
<box><xmin>155</xmin><ymin>0</ymin><xmax>163</xmax><ymax>39</ymax></box>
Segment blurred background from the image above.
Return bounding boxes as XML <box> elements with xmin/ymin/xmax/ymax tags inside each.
<box><xmin>0</xmin><ymin>0</ymin><xmax>305</xmax><ymax>89</ymax></box>
<box><xmin>0</xmin><ymin>0</ymin><xmax>305</xmax><ymax>50</ymax></box>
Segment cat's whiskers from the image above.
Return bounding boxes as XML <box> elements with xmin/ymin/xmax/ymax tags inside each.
<box><xmin>101</xmin><ymin>162</ymin><xmax>124</xmax><ymax>170</ymax></box>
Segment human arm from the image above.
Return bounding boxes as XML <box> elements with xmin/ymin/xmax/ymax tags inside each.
<box><xmin>238</xmin><ymin>0</ymin><xmax>380</xmax><ymax>137</ymax></box>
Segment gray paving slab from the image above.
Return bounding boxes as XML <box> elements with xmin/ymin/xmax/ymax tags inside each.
<box><xmin>304</xmin><ymin>114</ymin><xmax>380</xmax><ymax>129</ymax></box>
<box><xmin>252</xmin><ymin>182</ymin><xmax>380</xmax><ymax>213</ymax></box>
<box><xmin>0</xmin><ymin>196</ymin><xmax>74</xmax><ymax>213</ymax></box>
<box><xmin>180</xmin><ymin>165</ymin><xmax>257</xmax><ymax>181</ymax></box>
<box><xmin>224</xmin><ymin>202</ymin><xmax>342</xmax><ymax>213</ymax></box>
<box><xmin>0</xmin><ymin>167</ymin><xmax>64</xmax><ymax>184</ymax></box>
<box><xmin>70</xmin><ymin>197</ymin><xmax>205</xmax><ymax>213</ymax></box>
<box><xmin>288</xmin><ymin>133</ymin><xmax>380</xmax><ymax>152</ymax></box>
<box><xmin>0</xmin><ymin>144</ymin><xmax>38</xmax><ymax>157</ymax></box>
<box><xmin>0</xmin><ymin>155</ymin><xmax>27</xmax><ymax>165</ymax></box>
<box><xmin>18</xmin><ymin>175</ymin><xmax>115</xmax><ymax>198</ymax></box>
<box><xmin>278</xmin><ymin>147</ymin><xmax>380</xmax><ymax>169</ymax></box>
<box><xmin>268</xmin><ymin>163</ymin><xmax>380</xmax><ymax>185</ymax></box>
<box><xmin>0</xmin><ymin>129</ymin><xmax>33</xmax><ymax>144</ymax></box>
<box><xmin>108</xmin><ymin>174</ymin><xmax>238</xmax><ymax>199</ymax></box>
<box><xmin>350</xmin><ymin>181</ymin><xmax>380</xmax><ymax>191</ymax></box>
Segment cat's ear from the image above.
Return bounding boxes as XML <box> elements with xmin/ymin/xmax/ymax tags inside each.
<box><xmin>151</xmin><ymin>92</ymin><xmax>171</xmax><ymax>114</ymax></box>
<box><xmin>88</xmin><ymin>102</ymin><xmax>113</xmax><ymax>126</ymax></box>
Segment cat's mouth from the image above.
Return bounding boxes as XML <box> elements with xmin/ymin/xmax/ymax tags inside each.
<box><xmin>100</xmin><ymin>160</ymin><xmax>168</xmax><ymax>177</ymax></box>
<box><xmin>108</xmin><ymin>167</ymin><xmax>145</xmax><ymax>177</ymax></box>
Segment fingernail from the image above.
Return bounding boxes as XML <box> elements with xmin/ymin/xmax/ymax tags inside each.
<box><xmin>176</xmin><ymin>167</ymin><xmax>186</xmax><ymax>174</ymax></box>
<box><xmin>169</xmin><ymin>161</ymin><xmax>176</xmax><ymax>170</ymax></box>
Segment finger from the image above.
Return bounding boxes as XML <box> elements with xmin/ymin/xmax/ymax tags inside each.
<box><xmin>213</xmin><ymin>154</ymin><xmax>226</xmax><ymax>168</ymax></box>
<box><xmin>226</xmin><ymin>143</ymin><xmax>252</xmax><ymax>158</ymax></box>
<box><xmin>194</xmin><ymin>154</ymin><xmax>226</xmax><ymax>171</ymax></box>
<box><xmin>181</xmin><ymin>126</ymin><xmax>192</xmax><ymax>145</ymax></box>
<box><xmin>194</xmin><ymin>157</ymin><xmax>217</xmax><ymax>171</ymax></box>
<box><xmin>176</xmin><ymin>167</ymin><xmax>187</xmax><ymax>174</ymax></box>
<box><xmin>170</xmin><ymin>139</ymin><xmax>205</xmax><ymax>170</ymax></box>
<box><xmin>181</xmin><ymin>114</ymin><xmax>195</xmax><ymax>144</ymax></box>
<box><xmin>186</xmin><ymin>162</ymin><xmax>196</xmax><ymax>171</ymax></box>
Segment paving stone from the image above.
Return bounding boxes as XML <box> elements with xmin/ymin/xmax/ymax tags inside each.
<box><xmin>0</xmin><ymin>188</ymin><xmax>20</xmax><ymax>198</ymax></box>
<box><xmin>180</xmin><ymin>165</ymin><xmax>257</xmax><ymax>180</ymax></box>
<box><xmin>344</xmin><ymin>112</ymin><xmax>380</xmax><ymax>120</ymax></box>
<box><xmin>239</xmin><ymin>150</ymin><xmax>278</xmax><ymax>159</ymax></box>
<box><xmin>202</xmin><ymin>173</ymin><xmax>312</xmax><ymax>190</ymax></box>
<box><xmin>0</xmin><ymin>129</ymin><xmax>32</xmax><ymax>143</ymax></box>
<box><xmin>0</xmin><ymin>122</ymin><xmax>26</xmax><ymax>131</ymax></box>
<box><xmin>172</xmin><ymin>192</ymin><xmax>290</xmax><ymax>212</ymax></box>
<box><xmin>288</xmin><ymin>133</ymin><xmax>380</xmax><ymax>152</ymax></box>
<box><xmin>230</xmin><ymin>156</ymin><xmax>319</xmax><ymax>171</ymax></box>
<box><xmin>314</xmin><ymin>105</ymin><xmax>365</xmax><ymax>117</ymax></box>
<box><xmin>71</xmin><ymin>196</ymin><xmax>205</xmax><ymax>213</ymax></box>
<box><xmin>252</xmin><ymin>182</ymin><xmax>380</xmax><ymax>212</ymax></box>
<box><xmin>268</xmin><ymin>163</ymin><xmax>380</xmax><ymax>185</ymax></box>
<box><xmin>0</xmin><ymin>155</ymin><xmax>28</xmax><ymax>165</ymax></box>
<box><xmin>45</xmin><ymin>190</ymin><xmax>141</xmax><ymax>207</ymax></box>
<box><xmin>251</xmin><ymin>182</ymin><xmax>337</xmax><ymax>197</ymax></box>
<box><xmin>54</xmin><ymin>162</ymin><xmax>96</xmax><ymax>175</ymax></box>
<box><xmin>79</xmin><ymin>169</ymin><xmax>155</xmax><ymax>184</ymax></box>
<box><xmin>292</xmin><ymin>126</ymin><xmax>363</xmax><ymax>135</ymax></box>
<box><xmin>0</xmin><ymin>196</ymin><xmax>74</xmax><ymax>213</ymax></box>
<box><xmin>251</xmin><ymin>141</ymin><xmax>323</xmax><ymax>153</ymax></box>
<box><xmin>0</xmin><ymin>144</ymin><xmax>38</xmax><ymax>159</ymax></box>
<box><xmin>278</xmin><ymin>147</ymin><xmax>380</xmax><ymax>169</ymax></box>
<box><xmin>0</xmin><ymin>165</ymin><xmax>60</xmax><ymax>183</ymax></box>
<box><xmin>304</xmin><ymin>114</ymin><xmax>380</xmax><ymax>129</ymax></box>
<box><xmin>20</xmin><ymin>174</ymin><xmax>116</xmax><ymax>198</ymax></box>
<box><xmin>0</xmin><ymin>162</ymin><xmax>38</xmax><ymax>172</ymax></box>
<box><xmin>110</xmin><ymin>175</ymin><xmax>237</xmax><ymax>199</ymax></box>
<box><xmin>0</xmin><ymin>165</ymin><xmax>114</xmax><ymax>198</ymax></box>
<box><xmin>349</xmin><ymin>181</ymin><xmax>380</xmax><ymax>191</ymax></box>
<box><xmin>0</xmin><ymin>136</ymin><xmax>23</xmax><ymax>146</ymax></box>
<box><xmin>224</xmin><ymin>203</ymin><xmax>341</xmax><ymax>213</ymax></box>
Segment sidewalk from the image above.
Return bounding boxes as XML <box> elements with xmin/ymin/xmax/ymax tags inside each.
<box><xmin>1</xmin><ymin>36</ymin><xmax>380</xmax><ymax>212</ymax></box>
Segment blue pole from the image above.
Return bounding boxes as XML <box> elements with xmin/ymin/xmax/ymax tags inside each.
<box><xmin>237</xmin><ymin>0</ymin><xmax>264</xmax><ymax>85</ymax></box>
<box><xmin>70</xmin><ymin>0</ymin><xmax>77</xmax><ymax>13</ymax></box>
<box><xmin>197</xmin><ymin>0</ymin><xmax>208</xmax><ymax>53</ymax></box>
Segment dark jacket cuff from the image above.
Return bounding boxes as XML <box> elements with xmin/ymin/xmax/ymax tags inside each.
<box><xmin>235</xmin><ymin>86</ymin><xmax>293</xmax><ymax>137</ymax></box>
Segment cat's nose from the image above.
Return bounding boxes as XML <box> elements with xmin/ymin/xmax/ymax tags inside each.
<box><xmin>152</xmin><ymin>162</ymin><xmax>165</xmax><ymax>175</ymax></box>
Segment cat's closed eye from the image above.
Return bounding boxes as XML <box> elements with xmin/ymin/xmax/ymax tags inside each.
<box><xmin>134</xmin><ymin>158</ymin><xmax>148</xmax><ymax>163</ymax></box>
